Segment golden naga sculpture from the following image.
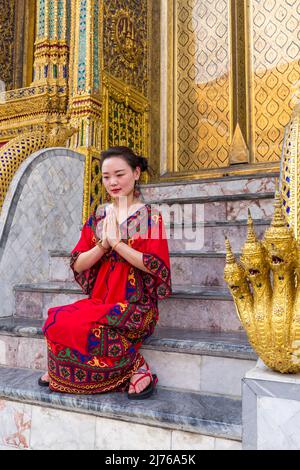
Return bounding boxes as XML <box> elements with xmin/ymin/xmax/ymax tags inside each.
<box><xmin>225</xmin><ymin>101</ymin><xmax>300</xmax><ymax>373</ymax></box>
<box><xmin>224</xmin><ymin>194</ymin><xmax>300</xmax><ymax>373</ymax></box>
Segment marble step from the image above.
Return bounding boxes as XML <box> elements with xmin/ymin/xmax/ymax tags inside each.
<box><xmin>141</xmin><ymin>172</ymin><xmax>277</xmax><ymax>201</ymax></box>
<box><xmin>0</xmin><ymin>317</ymin><xmax>256</xmax><ymax>397</ymax></box>
<box><xmin>171</xmin><ymin>252</ymin><xmax>231</xmax><ymax>287</ymax></box>
<box><xmin>158</xmin><ymin>291</ymin><xmax>240</xmax><ymax>331</ymax></box>
<box><xmin>0</xmin><ymin>365</ymin><xmax>242</xmax><ymax>449</ymax></box>
<box><xmin>13</xmin><ymin>282</ymin><xmax>240</xmax><ymax>332</ymax></box>
<box><xmin>50</xmin><ymin>250</ymin><xmax>235</xmax><ymax>287</ymax></box>
<box><xmin>147</xmin><ymin>192</ymin><xmax>275</xmax><ymax>223</ymax></box>
<box><xmin>167</xmin><ymin>219</ymin><xmax>270</xmax><ymax>252</ymax></box>
<box><xmin>78</xmin><ymin>219</ymin><xmax>268</xmax><ymax>253</ymax></box>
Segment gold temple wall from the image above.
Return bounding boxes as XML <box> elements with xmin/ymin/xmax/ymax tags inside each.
<box><xmin>165</xmin><ymin>0</ymin><xmax>300</xmax><ymax>177</ymax></box>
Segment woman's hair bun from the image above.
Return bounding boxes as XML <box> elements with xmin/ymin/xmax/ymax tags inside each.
<box><xmin>138</xmin><ymin>155</ymin><xmax>148</xmax><ymax>172</ymax></box>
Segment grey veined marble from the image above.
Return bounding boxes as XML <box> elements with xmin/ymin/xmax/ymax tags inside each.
<box><xmin>0</xmin><ymin>317</ymin><xmax>256</xmax><ymax>360</ymax></box>
<box><xmin>243</xmin><ymin>361</ymin><xmax>300</xmax><ymax>450</ymax></box>
<box><xmin>0</xmin><ymin>148</ymin><xmax>85</xmax><ymax>318</ymax></box>
<box><xmin>0</xmin><ymin>366</ymin><xmax>242</xmax><ymax>440</ymax></box>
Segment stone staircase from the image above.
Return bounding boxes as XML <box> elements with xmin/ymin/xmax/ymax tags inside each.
<box><xmin>0</xmin><ymin>171</ymin><xmax>277</xmax><ymax>450</ymax></box>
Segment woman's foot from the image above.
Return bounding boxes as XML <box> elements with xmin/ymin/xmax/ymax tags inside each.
<box><xmin>41</xmin><ymin>372</ymin><xmax>49</xmax><ymax>382</ymax></box>
<box><xmin>128</xmin><ymin>362</ymin><xmax>152</xmax><ymax>395</ymax></box>
<box><xmin>38</xmin><ymin>372</ymin><xmax>50</xmax><ymax>386</ymax></box>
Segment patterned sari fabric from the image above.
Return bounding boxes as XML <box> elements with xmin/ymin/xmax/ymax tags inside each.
<box><xmin>42</xmin><ymin>204</ymin><xmax>172</xmax><ymax>394</ymax></box>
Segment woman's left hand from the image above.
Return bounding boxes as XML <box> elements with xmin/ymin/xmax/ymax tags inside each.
<box><xmin>106</xmin><ymin>208</ymin><xmax>122</xmax><ymax>248</ymax></box>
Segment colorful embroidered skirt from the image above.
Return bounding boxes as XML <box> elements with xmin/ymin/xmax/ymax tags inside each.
<box><xmin>46</xmin><ymin>339</ymin><xmax>145</xmax><ymax>394</ymax></box>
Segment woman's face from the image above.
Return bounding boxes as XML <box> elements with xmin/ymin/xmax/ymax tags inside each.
<box><xmin>101</xmin><ymin>156</ymin><xmax>140</xmax><ymax>200</ymax></box>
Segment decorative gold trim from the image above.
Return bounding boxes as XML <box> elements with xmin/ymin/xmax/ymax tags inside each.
<box><xmin>228</xmin><ymin>0</ymin><xmax>234</xmax><ymax>158</ymax></box>
<box><xmin>23</xmin><ymin>0</ymin><xmax>36</xmax><ymax>87</ymax></box>
<box><xmin>171</xmin><ymin>0</ymin><xmax>177</xmax><ymax>174</ymax></box>
<box><xmin>102</xmin><ymin>72</ymin><xmax>149</xmax><ymax>157</ymax></box>
<box><xmin>229</xmin><ymin>123</ymin><xmax>249</xmax><ymax>165</ymax></box>
<box><xmin>157</xmin><ymin>161</ymin><xmax>279</xmax><ymax>183</ymax></box>
<box><xmin>161</xmin><ymin>0</ymin><xmax>175</xmax><ymax>176</ymax></box>
<box><xmin>103</xmin><ymin>73</ymin><xmax>149</xmax><ymax>114</ymax></box>
<box><xmin>279</xmin><ymin>103</ymin><xmax>300</xmax><ymax>240</ymax></box>
<box><xmin>244</xmin><ymin>0</ymin><xmax>255</xmax><ymax>163</ymax></box>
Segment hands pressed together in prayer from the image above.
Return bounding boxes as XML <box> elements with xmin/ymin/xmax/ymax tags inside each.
<box><xmin>100</xmin><ymin>206</ymin><xmax>151</xmax><ymax>274</ymax></box>
<box><xmin>101</xmin><ymin>206</ymin><xmax>122</xmax><ymax>251</ymax></box>
<box><xmin>74</xmin><ymin>205</ymin><xmax>151</xmax><ymax>276</ymax></box>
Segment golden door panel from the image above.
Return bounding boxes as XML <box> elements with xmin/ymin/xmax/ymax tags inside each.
<box><xmin>247</xmin><ymin>0</ymin><xmax>300</xmax><ymax>163</ymax></box>
<box><xmin>176</xmin><ymin>0</ymin><xmax>232</xmax><ymax>170</ymax></box>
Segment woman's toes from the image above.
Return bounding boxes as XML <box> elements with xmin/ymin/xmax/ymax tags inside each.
<box><xmin>137</xmin><ymin>377</ymin><xmax>150</xmax><ymax>393</ymax></box>
<box><xmin>128</xmin><ymin>383</ymin><xmax>135</xmax><ymax>394</ymax></box>
<box><xmin>128</xmin><ymin>376</ymin><xmax>150</xmax><ymax>394</ymax></box>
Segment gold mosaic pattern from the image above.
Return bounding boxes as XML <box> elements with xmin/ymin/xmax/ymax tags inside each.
<box><xmin>0</xmin><ymin>132</ymin><xmax>47</xmax><ymax>211</ymax></box>
<box><xmin>176</xmin><ymin>0</ymin><xmax>231</xmax><ymax>170</ymax></box>
<box><xmin>0</xmin><ymin>126</ymin><xmax>76</xmax><ymax>211</ymax></box>
<box><xmin>248</xmin><ymin>0</ymin><xmax>300</xmax><ymax>163</ymax></box>
<box><xmin>0</xmin><ymin>1</ymin><xmax>150</xmax><ymax>221</ymax></box>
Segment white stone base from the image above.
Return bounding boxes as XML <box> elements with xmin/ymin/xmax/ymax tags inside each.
<box><xmin>0</xmin><ymin>398</ymin><xmax>241</xmax><ymax>451</ymax></box>
<box><xmin>243</xmin><ymin>360</ymin><xmax>300</xmax><ymax>450</ymax></box>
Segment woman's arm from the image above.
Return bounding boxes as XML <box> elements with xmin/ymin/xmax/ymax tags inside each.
<box><xmin>114</xmin><ymin>242</ymin><xmax>152</xmax><ymax>274</ymax></box>
<box><xmin>73</xmin><ymin>245</ymin><xmax>107</xmax><ymax>273</ymax></box>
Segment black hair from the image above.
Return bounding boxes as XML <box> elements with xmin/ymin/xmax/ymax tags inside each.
<box><xmin>100</xmin><ymin>146</ymin><xmax>153</xmax><ymax>176</ymax></box>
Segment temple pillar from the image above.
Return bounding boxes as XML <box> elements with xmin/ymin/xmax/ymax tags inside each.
<box><xmin>31</xmin><ymin>0</ymin><xmax>71</xmax><ymax>127</ymax></box>
<box><xmin>33</xmin><ymin>0</ymin><xmax>70</xmax><ymax>85</ymax></box>
<box><xmin>68</xmin><ymin>0</ymin><xmax>102</xmax><ymax>219</ymax></box>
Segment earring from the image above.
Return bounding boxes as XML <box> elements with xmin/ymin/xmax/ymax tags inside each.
<box><xmin>134</xmin><ymin>180</ymin><xmax>141</xmax><ymax>198</ymax></box>
<box><xmin>105</xmin><ymin>190</ymin><xmax>111</xmax><ymax>203</ymax></box>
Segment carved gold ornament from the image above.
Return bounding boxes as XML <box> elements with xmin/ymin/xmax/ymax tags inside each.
<box><xmin>115</xmin><ymin>13</ymin><xmax>140</xmax><ymax>67</ymax></box>
<box><xmin>46</xmin><ymin>125</ymin><xmax>78</xmax><ymax>148</ymax></box>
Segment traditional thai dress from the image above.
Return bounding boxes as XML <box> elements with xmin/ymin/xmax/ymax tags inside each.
<box><xmin>42</xmin><ymin>203</ymin><xmax>172</xmax><ymax>394</ymax></box>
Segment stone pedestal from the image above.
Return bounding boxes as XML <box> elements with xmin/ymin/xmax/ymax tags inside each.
<box><xmin>242</xmin><ymin>359</ymin><xmax>300</xmax><ymax>450</ymax></box>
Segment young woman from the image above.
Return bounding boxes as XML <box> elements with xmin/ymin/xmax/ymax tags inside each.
<box><xmin>40</xmin><ymin>146</ymin><xmax>172</xmax><ymax>399</ymax></box>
